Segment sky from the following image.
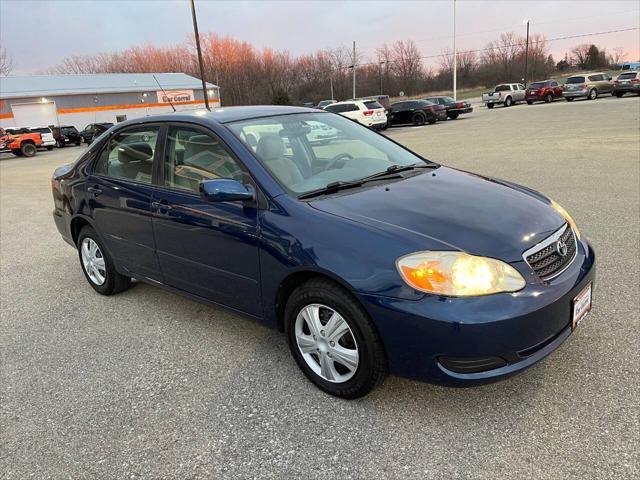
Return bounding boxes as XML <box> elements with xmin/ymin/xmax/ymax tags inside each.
<box><xmin>1</xmin><ymin>0</ymin><xmax>639</xmax><ymax>74</ymax></box>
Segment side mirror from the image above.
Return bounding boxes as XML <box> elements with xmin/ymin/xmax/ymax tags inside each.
<box><xmin>200</xmin><ymin>179</ymin><xmax>254</xmax><ymax>202</ymax></box>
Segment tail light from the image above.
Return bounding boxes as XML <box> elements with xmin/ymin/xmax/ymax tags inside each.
<box><xmin>51</xmin><ymin>178</ymin><xmax>59</xmax><ymax>191</ymax></box>
<box><xmin>631</xmin><ymin>78</ymin><xmax>640</xmax><ymax>84</ymax></box>
<box><xmin>363</xmin><ymin>110</ymin><xmax>374</xmax><ymax>116</ymax></box>
<box><xmin>427</xmin><ymin>106</ymin><xmax>434</xmax><ymax>112</ymax></box>
<box><xmin>579</xmin><ymin>84</ymin><xmax>587</xmax><ymax>89</ymax></box>
<box><xmin>456</xmin><ymin>102</ymin><xmax>464</xmax><ymax>108</ymax></box>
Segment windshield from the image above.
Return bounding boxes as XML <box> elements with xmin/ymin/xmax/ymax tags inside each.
<box><xmin>618</xmin><ymin>72</ymin><xmax>637</xmax><ymax>80</ymax></box>
<box><xmin>227</xmin><ymin>112</ymin><xmax>427</xmax><ymax>195</ymax></box>
<box><xmin>528</xmin><ymin>82</ymin><xmax>546</xmax><ymax>89</ymax></box>
<box><xmin>566</xmin><ymin>76</ymin><xmax>585</xmax><ymax>84</ymax></box>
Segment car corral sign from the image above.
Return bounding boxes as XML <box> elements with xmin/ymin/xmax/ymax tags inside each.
<box><xmin>156</xmin><ymin>90</ymin><xmax>194</xmax><ymax>104</ymax></box>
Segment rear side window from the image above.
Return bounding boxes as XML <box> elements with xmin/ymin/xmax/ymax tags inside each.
<box><xmin>495</xmin><ymin>85</ymin><xmax>511</xmax><ymax>92</ymax></box>
<box><xmin>588</xmin><ymin>74</ymin><xmax>603</xmax><ymax>81</ymax></box>
<box><xmin>363</xmin><ymin>101</ymin><xmax>383</xmax><ymax>109</ymax></box>
<box><xmin>618</xmin><ymin>72</ymin><xmax>637</xmax><ymax>80</ymax></box>
<box><xmin>30</xmin><ymin>127</ymin><xmax>51</xmax><ymax>134</ymax></box>
<box><xmin>528</xmin><ymin>82</ymin><xmax>546</xmax><ymax>89</ymax></box>
<box><xmin>93</xmin><ymin>126</ymin><xmax>160</xmax><ymax>184</ymax></box>
<box><xmin>566</xmin><ymin>76</ymin><xmax>585</xmax><ymax>84</ymax></box>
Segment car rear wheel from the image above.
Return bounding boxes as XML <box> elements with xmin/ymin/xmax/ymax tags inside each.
<box><xmin>588</xmin><ymin>88</ymin><xmax>598</xmax><ymax>100</ymax></box>
<box><xmin>526</xmin><ymin>100</ymin><xmax>533</xmax><ymax>105</ymax></box>
<box><xmin>616</xmin><ymin>93</ymin><xmax>623</xmax><ymax>98</ymax></box>
<box><xmin>504</xmin><ymin>96</ymin><xmax>513</xmax><ymax>107</ymax></box>
<box><xmin>487</xmin><ymin>103</ymin><xmax>494</xmax><ymax>109</ymax></box>
<box><xmin>565</xmin><ymin>97</ymin><xmax>574</xmax><ymax>102</ymax></box>
<box><xmin>412</xmin><ymin>113</ymin><xmax>425</xmax><ymax>126</ymax></box>
<box><xmin>448</xmin><ymin>113</ymin><xmax>459</xmax><ymax>119</ymax></box>
<box><xmin>21</xmin><ymin>143</ymin><xmax>37</xmax><ymax>157</ymax></box>
<box><xmin>46</xmin><ymin>146</ymin><xmax>54</xmax><ymax>150</ymax></box>
<box><xmin>77</xmin><ymin>226</ymin><xmax>131</xmax><ymax>295</ymax></box>
<box><xmin>545</xmin><ymin>93</ymin><xmax>553</xmax><ymax>103</ymax></box>
<box><xmin>285</xmin><ymin>278</ymin><xmax>387</xmax><ymax>399</ymax></box>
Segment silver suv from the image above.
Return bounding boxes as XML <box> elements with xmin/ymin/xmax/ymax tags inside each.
<box><xmin>563</xmin><ymin>72</ymin><xmax>613</xmax><ymax>101</ymax></box>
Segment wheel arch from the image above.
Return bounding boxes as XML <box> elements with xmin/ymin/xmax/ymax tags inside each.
<box><xmin>274</xmin><ymin>268</ymin><xmax>366</xmax><ymax>333</ymax></box>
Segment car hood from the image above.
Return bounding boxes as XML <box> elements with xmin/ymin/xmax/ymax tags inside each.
<box><xmin>309</xmin><ymin>167</ymin><xmax>565</xmax><ymax>262</ymax></box>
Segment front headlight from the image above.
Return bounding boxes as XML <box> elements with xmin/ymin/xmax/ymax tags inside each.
<box><xmin>550</xmin><ymin>199</ymin><xmax>581</xmax><ymax>239</ymax></box>
<box><xmin>396</xmin><ymin>251</ymin><xmax>525</xmax><ymax>297</ymax></box>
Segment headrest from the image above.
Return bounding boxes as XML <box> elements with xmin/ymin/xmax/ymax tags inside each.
<box><xmin>256</xmin><ymin>135</ymin><xmax>284</xmax><ymax>161</ymax></box>
<box><xmin>118</xmin><ymin>142</ymin><xmax>153</xmax><ymax>163</ymax></box>
<box><xmin>244</xmin><ymin>133</ymin><xmax>258</xmax><ymax>148</ymax></box>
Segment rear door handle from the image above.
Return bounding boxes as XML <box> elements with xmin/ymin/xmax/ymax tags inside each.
<box><xmin>87</xmin><ymin>186</ymin><xmax>102</xmax><ymax>196</ymax></box>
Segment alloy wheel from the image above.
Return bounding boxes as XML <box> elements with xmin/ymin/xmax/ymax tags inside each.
<box><xmin>81</xmin><ymin>238</ymin><xmax>106</xmax><ymax>285</ymax></box>
<box><xmin>294</xmin><ymin>303</ymin><xmax>359</xmax><ymax>383</ymax></box>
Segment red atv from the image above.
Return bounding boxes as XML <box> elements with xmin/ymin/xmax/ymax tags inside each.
<box><xmin>0</xmin><ymin>127</ymin><xmax>43</xmax><ymax>157</ymax></box>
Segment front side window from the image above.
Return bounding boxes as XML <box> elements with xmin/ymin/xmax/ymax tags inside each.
<box><xmin>227</xmin><ymin>112</ymin><xmax>427</xmax><ymax>195</ymax></box>
<box><xmin>163</xmin><ymin>126</ymin><xmax>244</xmax><ymax>193</ymax></box>
<box><xmin>93</xmin><ymin>126</ymin><xmax>159</xmax><ymax>184</ymax></box>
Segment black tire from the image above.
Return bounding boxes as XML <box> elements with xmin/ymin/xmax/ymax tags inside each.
<box><xmin>427</xmin><ymin>118</ymin><xmax>437</xmax><ymax>125</ymax></box>
<box><xmin>504</xmin><ymin>96</ymin><xmax>513</xmax><ymax>107</ymax></box>
<box><xmin>487</xmin><ymin>103</ymin><xmax>494</xmax><ymax>109</ymax></box>
<box><xmin>77</xmin><ymin>226</ymin><xmax>131</xmax><ymax>295</ymax></box>
<box><xmin>588</xmin><ymin>88</ymin><xmax>598</xmax><ymax>100</ymax></box>
<box><xmin>11</xmin><ymin>150</ymin><xmax>22</xmax><ymax>157</ymax></box>
<box><xmin>21</xmin><ymin>143</ymin><xmax>37</xmax><ymax>157</ymax></box>
<box><xmin>545</xmin><ymin>93</ymin><xmax>553</xmax><ymax>103</ymax></box>
<box><xmin>566</xmin><ymin>97</ymin><xmax>574</xmax><ymax>102</ymax></box>
<box><xmin>412</xmin><ymin>113</ymin><xmax>426</xmax><ymax>126</ymax></box>
<box><xmin>526</xmin><ymin>100</ymin><xmax>533</xmax><ymax>105</ymax></box>
<box><xmin>75</xmin><ymin>141</ymin><xmax>81</xmax><ymax>146</ymax></box>
<box><xmin>448</xmin><ymin>113</ymin><xmax>459</xmax><ymax>119</ymax></box>
<box><xmin>285</xmin><ymin>278</ymin><xmax>387</xmax><ymax>399</ymax></box>
<box><xmin>616</xmin><ymin>93</ymin><xmax>623</xmax><ymax>98</ymax></box>
<box><xmin>56</xmin><ymin>140</ymin><xmax>64</xmax><ymax>148</ymax></box>
<box><xmin>46</xmin><ymin>146</ymin><xmax>54</xmax><ymax>150</ymax></box>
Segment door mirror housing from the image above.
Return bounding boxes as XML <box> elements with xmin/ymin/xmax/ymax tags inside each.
<box><xmin>200</xmin><ymin>179</ymin><xmax>254</xmax><ymax>202</ymax></box>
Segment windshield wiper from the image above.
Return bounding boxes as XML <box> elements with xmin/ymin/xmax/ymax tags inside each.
<box><xmin>298</xmin><ymin>180</ymin><xmax>365</xmax><ymax>199</ymax></box>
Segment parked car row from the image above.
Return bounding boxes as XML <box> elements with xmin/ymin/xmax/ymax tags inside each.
<box><xmin>483</xmin><ymin>71</ymin><xmax>639</xmax><ymax>108</ymax></box>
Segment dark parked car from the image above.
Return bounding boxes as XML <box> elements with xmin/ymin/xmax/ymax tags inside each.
<box><xmin>387</xmin><ymin>100</ymin><xmax>447</xmax><ymax>126</ymax></box>
<box><xmin>52</xmin><ymin>106</ymin><xmax>595</xmax><ymax>398</ymax></box>
<box><xmin>80</xmin><ymin>122</ymin><xmax>113</xmax><ymax>145</ymax></box>
<box><xmin>612</xmin><ymin>71</ymin><xmax>640</xmax><ymax>97</ymax></box>
<box><xmin>424</xmin><ymin>96</ymin><xmax>473</xmax><ymax>119</ymax></box>
<box><xmin>525</xmin><ymin>79</ymin><xmax>564</xmax><ymax>104</ymax></box>
<box><xmin>50</xmin><ymin>125</ymin><xmax>82</xmax><ymax>147</ymax></box>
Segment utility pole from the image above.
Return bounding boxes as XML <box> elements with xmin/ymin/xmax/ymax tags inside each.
<box><xmin>379</xmin><ymin>61</ymin><xmax>385</xmax><ymax>94</ymax></box>
<box><xmin>189</xmin><ymin>0</ymin><xmax>210</xmax><ymax>111</ymax></box>
<box><xmin>524</xmin><ymin>19</ymin><xmax>530</xmax><ymax>87</ymax></box>
<box><xmin>330</xmin><ymin>73</ymin><xmax>334</xmax><ymax>100</ymax></box>
<box><xmin>453</xmin><ymin>0</ymin><xmax>457</xmax><ymax>100</ymax></box>
<box><xmin>352</xmin><ymin>41</ymin><xmax>356</xmax><ymax>99</ymax></box>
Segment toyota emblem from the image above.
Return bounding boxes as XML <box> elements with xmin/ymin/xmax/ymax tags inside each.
<box><xmin>556</xmin><ymin>240</ymin><xmax>568</xmax><ymax>257</ymax></box>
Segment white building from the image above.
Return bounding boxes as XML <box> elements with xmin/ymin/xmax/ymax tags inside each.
<box><xmin>0</xmin><ymin>73</ymin><xmax>220</xmax><ymax>129</ymax></box>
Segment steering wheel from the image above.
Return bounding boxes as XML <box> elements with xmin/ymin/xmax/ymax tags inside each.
<box><xmin>325</xmin><ymin>152</ymin><xmax>354</xmax><ymax>171</ymax></box>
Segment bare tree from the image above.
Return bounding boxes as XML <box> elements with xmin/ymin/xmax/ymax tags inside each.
<box><xmin>608</xmin><ymin>47</ymin><xmax>627</xmax><ymax>66</ymax></box>
<box><xmin>389</xmin><ymin>40</ymin><xmax>423</xmax><ymax>95</ymax></box>
<box><xmin>0</xmin><ymin>48</ymin><xmax>15</xmax><ymax>76</ymax></box>
<box><xmin>571</xmin><ymin>44</ymin><xmax>591</xmax><ymax>68</ymax></box>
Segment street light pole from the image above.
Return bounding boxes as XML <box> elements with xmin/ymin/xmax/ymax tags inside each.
<box><xmin>189</xmin><ymin>0</ymin><xmax>210</xmax><ymax>111</ymax></box>
<box><xmin>330</xmin><ymin>73</ymin><xmax>334</xmax><ymax>100</ymax></box>
<box><xmin>379</xmin><ymin>61</ymin><xmax>385</xmax><ymax>94</ymax></box>
<box><xmin>453</xmin><ymin>0</ymin><xmax>457</xmax><ymax>100</ymax></box>
<box><xmin>524</xmin><ymin>19</ymin><xmax>530</xmax><ymax>87</ymax></box>
<box><xmin>352</xmin><ymin>41</ymin><xmax>356</xmax><ymax>99</ymax></box>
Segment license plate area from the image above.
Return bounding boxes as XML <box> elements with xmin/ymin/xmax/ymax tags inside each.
<box><xmin>572</xmin><ymin>283</ymin><xmax>592</xmax><ymax>329</ymax></box>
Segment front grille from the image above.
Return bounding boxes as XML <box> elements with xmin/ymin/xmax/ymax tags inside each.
<box><xmin>438</xmin><ymin>356</ymin><xmax>508</xmax><ymax>374</ymax></box>
<box><xmin>524</xmin><ymin>224</ymin><xmax>577</xmax><ymax>280</ymax></box>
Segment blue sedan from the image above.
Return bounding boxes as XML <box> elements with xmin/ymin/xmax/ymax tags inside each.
<box><xmin>52</xmin><ymin>106</ymin><xmax>595</xmax><ymax>398</ymax></box>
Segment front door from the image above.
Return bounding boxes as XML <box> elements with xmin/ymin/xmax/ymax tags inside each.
<box><xmin>151</xmin><ymin>125</ymin><xmax>262</xmax><ymax>316</ymax></box>
<box><xmin>88</xmin><ymin>125</ymin><xmax>162</xmax><ymax>280</ymax></box>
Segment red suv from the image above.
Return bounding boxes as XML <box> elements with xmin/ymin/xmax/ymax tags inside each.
<box><xmin>525</xmin><ymin>79</ymin><xmax>563</xmax><ymax>104</ymax></box>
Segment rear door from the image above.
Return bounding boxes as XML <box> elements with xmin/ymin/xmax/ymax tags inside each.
<box><xmin>88</xmin><ymin>125</ymin><xmax>163</xmax><ymax>281</ymax></box>
<box><xmin>151</xmin><ymin>124</ymin><xmax>261</xmax><ymax>316</ymax></box>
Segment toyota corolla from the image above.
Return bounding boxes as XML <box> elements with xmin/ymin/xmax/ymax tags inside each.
<box><xmin>51</xmin><ymin>106</ymin><xmax>595</xmax><ymax>398</ymax></box>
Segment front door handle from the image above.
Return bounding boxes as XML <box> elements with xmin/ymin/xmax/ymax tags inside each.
<box><xmin>87</xmin><ymin>186</ymin><xmax>102</xmax><ymax>196</ymax></box>
<box><xmin>152</xmin><ymin>200</ymin><xmax>173</xmax><ymax>211</ymax></box>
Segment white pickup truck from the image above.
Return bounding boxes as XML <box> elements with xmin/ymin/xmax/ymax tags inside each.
<box><xmin>482</xmin><ymin>83</ymin><xmax>526</xmax><ymax>108</ymax></box>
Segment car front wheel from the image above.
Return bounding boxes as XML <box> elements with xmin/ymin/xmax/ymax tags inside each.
<box><xmin>285</xmin><ymin>279</ymin><xmax>387</xmax><ymax>399</ymax></box>
<box><xmin>77</xmin><ymin>226</ymin><xmax>131</xmax><ymax>295</ymax></box>
<box><xmin>588</xmin><ymin>89</ymin><xmax>598</xmax><ymax>100</ymax></box>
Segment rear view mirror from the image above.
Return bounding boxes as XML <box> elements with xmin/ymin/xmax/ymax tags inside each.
<box><xmin>200</xmin><ymin>179</ymin><xmax>254</xmax><ymax>202</ymax></box>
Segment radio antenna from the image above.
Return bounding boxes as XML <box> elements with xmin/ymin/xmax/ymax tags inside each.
<box><xmin>153</xmin><ymin>74</ymin><xmax>176</xmax><ymax>112</ymax></box>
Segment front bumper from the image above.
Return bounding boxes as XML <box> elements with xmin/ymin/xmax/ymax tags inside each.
<box><xmin>359</xmin><ymin>239</ymin><xmax>596</xmax><ymax>386</ymax></box>
<box><xmin>449</xmin><ymin>107</ymin><xmax>473</xmax><ymax>114</ymax></box>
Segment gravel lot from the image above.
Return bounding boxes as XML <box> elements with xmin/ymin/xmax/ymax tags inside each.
<box><xmin>1</xmin><ymin>95</ymin><xmax>639</xmax><ymax>479</ymax></box>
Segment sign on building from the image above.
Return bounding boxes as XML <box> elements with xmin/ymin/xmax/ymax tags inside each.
<box><xmin>156</xmin><ymin>90</ymin><xmax>194</xmax><ymax>104</ymax></box>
